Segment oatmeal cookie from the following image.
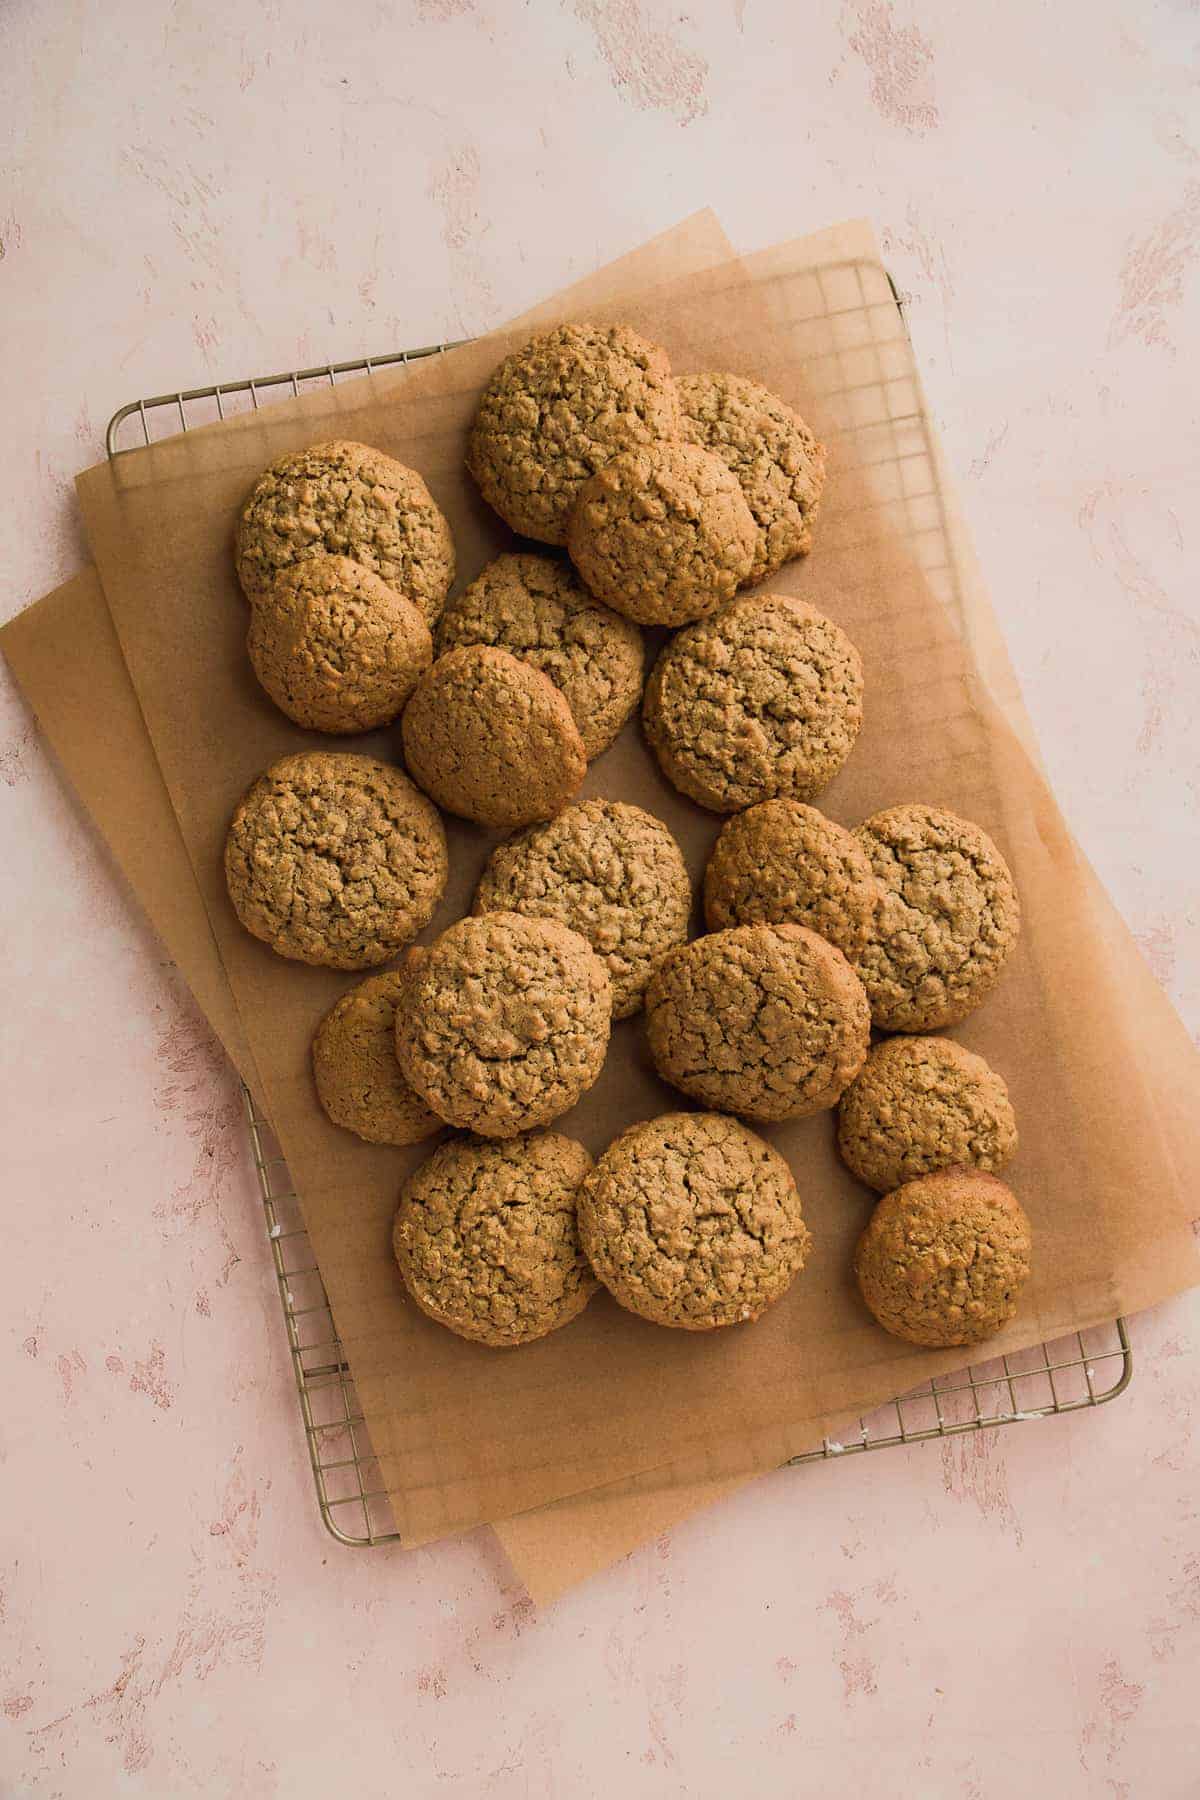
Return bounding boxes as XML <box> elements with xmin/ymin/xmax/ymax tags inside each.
<box><xmin>577</xmin><ymin>1111</ymin><xmax>811</xmax><ymax>1331</ymax></box>
<box><xmin>851</xmin><ymin>804</ymin><xmax>1021</xmax><ymax>1031</ymax></box>
<box><xmin>676</xmin><ymin>371</ymin><xmax>826</xmax><ymax>582</ymax></box>
<box><xmin>247</xmin><ymin>554</ymin><xmax>432</xmax><ymax>733</ymax></box>
<box><xmin>854</xmin><ymin>1169</ymin><xmax>1032</xmax><ymax>1348</ymax></box>
<box><xmin>466</xmin><ymin>323</ymin><xmax>681</xmax><ymax>544</ymax></box>
<box><xmin>703</xmin><ymin>799</ymin><xmax>879</xmax><ymax>957</ymax></box>
<box><xmin>642</xmin><ymin>594</ymin><xmax>864</xmax><ymax>814</ymax></box>
<box><xmin>565</xmin><ymin>442</ymin><xmax>756</xmax><ymax>626</ymax></box>
<box><xmin>394</xmin><ymin>912</ymin><xmax>612</xmax><ymax>1137</ymax></box>
<box><xmin>400</xmin><ymin>646</ymin><xmax>587</xmax><ymax>828</ymax></box>
<box><xmin>837</xmin><ymin>1034</ymin><xmax>1018</xmax><ymax>1194</ymax></box>
<box><xmin>473</xmin><ymin>799</ymin><xmax>691</xmax><ymax>1019</ymax></box>
<box><xmin>312</xmin><ymin>970</ymin><xmax>441</xmax><ymax>1145</ymax></box>
<box><xmin>645</xmin><ymin>923</ymin><xmax>870</xmax><ymax>1122</ymax></box>
<box><xmin>224</xmin><ymin>751</ymin><xmax>447</xmax><ymax>969</ymax></box>
<box><xmin>435</xmin><ymin>552</ymin><xmax>643</xmax><ymax>758</ymax></box>
<box><xmin>235</xmin><ymin>440</ymin><xmax>454</xmax><ymax>622</ymax></box>
<box><xmin>394</xmin><ymin>1131</ymin><xmax>597</xmax><ymax>1347</ymax></box>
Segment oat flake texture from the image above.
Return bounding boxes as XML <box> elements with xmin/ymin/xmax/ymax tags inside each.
<box><xmin>235</xmin><ymin>439</ymin><xmax>455</xmax><ymax>623</ymax></box>
<box><xmin>854</xmin><ymin>1169</ymin><xmax>1032</xmax><ymax>1348</ymax></box>
<box><xmin>394</xmin><ymin>1130</ymin><xmax>597</xmax><ymax>1348</ymax></box>
<box><xmin>223</xmin><ymin>751</ymin><xmax>447</xmax><ymax>970</ymax></box>
<box><xmin>851</xmin><ymin>803</ymin><xmax>1021</xmax><ymax>1031</ymax></box>
<box><xmin>394</xmin><ymin>912</ymin><xmax>612</xmax><ymax>1138</ymax></box>
<box><xmin>473</xmin><ymin>798</ymin><xmax>692</xmax><ymax>1019</ymax></box>
<box><xmin>645</xmin><ymin>922</ymin><xmax>871</xmax><ymax>1122</ymax></box>
<box><xmin>435</xmin><ymin>552</ymin><xmax>643</xmax><ymax>759</ymax></box>
<box><xmin>466</xmin><ymin>323</ymin><xmax>682</xmax><ymax>545</ymax></box>
<box><xmin>578</xmin><ymin>1111</ymin><xmax>812</xmax><ymax>1331</ymax></box>
<box><xmin>642</xmin><ymin>593</ymin><xmax>864</xmax><ymax>814</ymax></box>
<box><xmin>837</xmin><ymin>1034</ymin><xmax>1018</xmax><ymax>1194</ymax></box>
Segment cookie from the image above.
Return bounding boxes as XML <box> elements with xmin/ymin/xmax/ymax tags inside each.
<box><xmin>703</xmin><ymin>799</ymin><xmax>879</xmax><ymax>957</ymax></box>
<box><xmin>394</xmin><ymin>912</ymin><xmax>612</xmax><ymax>1137</ymax></box>
<box><xmin>854</xmin><ymin>1169</ymin><xmax>1032</xmax><ymax>1348</ymax></box>
<box><xmin>676</xmin><ymin>371</ymin><xmax>826</xmax><ymax>582</ymax></box>
<box><xmin>312</xmin><ymin>971</ymin><xmax>442</xmax><ymax>1145</ymax></box>
<box><xmin>466</xmin><ymin>323</ymin><xmax>682</xmax><ymax>545</ymax></box>
<box><xmin>473</xmin><ymin>799</ymin><xmax>692</xmax><ymax>1019</ymax></box>
<box><xmin>643</xmin><ymin>594</ymin><xmax>864</xmax><ymax>814</ymax></box>
<box><xmin>435</xmin><ymin>552</ymin><xmax>643</xmax><ymax>758</ymax></box>
<box><xmin>394</xmin><ymin>1131</ymin><xmax>598</xmax><ymax>1347</ymax></box>
<box><xmin>235</xmin><ymin>440</ymin><xmax>455</xmax><ymax>623</ymax></box>
<box><xmin>851</xmin><ymin>804</ymin><xmax>1021</xmax><ymax>1031</ymax></box>
<box><xmin>400</xmin><ymin>646</ymin><xmax>587</xmax><ymax>828</ymax></box>
<box><xmin>578</xmin><ymin>1112</ymin><xmax>811</xmax><ymax>1331</ymax></box>
<box><xmin>247</xmin><ymin>554</ymin><xmax>432</xmax><ymax>733</ymax></box>
<box><xmin>838</xmin><ymin>1035</ymin><xmax>1018</xmax><ymax>1194</ymax></box>
<box><xmin>224</xmin><ymin>751</ymin><xmax>447</xmax><ymax>969</ymax></box>
<box><xmin>565</xmin><ymin>442</ymin><xmax>756</xmax><ymax>627</ymax></box>
<box><xmin>645</xmin><ymin>923</ymin><xmax>870</xmax><ymax>1122</ymax></box>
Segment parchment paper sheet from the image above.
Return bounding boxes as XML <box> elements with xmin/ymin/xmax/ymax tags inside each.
<box><xmin>9</xmin><ymin>215</ymin><xmax>1200</xmax><ymax>1572</ymax></box>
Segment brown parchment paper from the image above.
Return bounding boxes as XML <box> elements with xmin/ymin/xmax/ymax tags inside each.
<box><xmin>48</xmin><ymin>221</ymin><xmax>1200</xmax><ymax>1548</ymax></box>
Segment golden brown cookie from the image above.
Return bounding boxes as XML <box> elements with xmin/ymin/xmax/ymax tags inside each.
<box><xmin>466</xmin><ymin>323</ymin><xmax>682</xmax><ymax>545</ymax></box>
<box><xmin>565</xmin><ymin>442</ymin><xmax>756</xmax><ymax>626</ymax></box>
<box><xmin>400</xmin><ymin>645</ymin><xmax>587</xmax><ymax>828</ymax></box>
<box><xmin>473</xmin><ymin>799</ymin><xmax>692</xmax><ymax>1020</ymax></box>
<box><xmin>235</xmin><ymin>440</ymin><xmax>454</xmax><ymax>623</ymax></box>
<box><xmin>247</xmin><ymin>554</ymin><xmax>432</xmax><ymax>733</ymax></box>
<box><xmin>854</xmin><ymin>1169</ymin><xmax>1032</xmax><ymax>1348</ymax></box>
<box><xmin>312</xmin><ymin>971</ymin><xmax>442</xmax><ymax>1145</ymax></box>
<box><xmin>676</xmin><ymin>371</ymin><xmax>826</xmax><ymax>582</ymax></box>
<box><xmin>837</xmin><ymin>1035</ymin><xmax>1017</xmax><ymax>1194</ymax></box>
<box><xmin>224</xmin><ymin>751</ymin><xmax>447</xmax><ymax>969</ymax></box>
<box><xmin>643</xmin><ymin>594</ymin><xmax>864</xmax><ymax>814</ymax></box>
<box><xmin>435</xmin><ymin>552</ymin><xmax>643</xmax><ymax>758</ymax></box>
<box><xmin>394</xmin><ymin>1131</ymin><xmax>598</xmax><ymax>1347</ymax></box>
<box><xmin>645</xmin><ymin>923</ymin><xmax>870</xmax><ymax>1122</ymax></box>
<box><xmin>394</xmin><ymin>912</ymin><xmax>612</xmax><ymax>1137</ymax></box>
<box><xmin>703</xmin><ymin>799</ymin><xmax>880</xmax><ymax>957</ymax></box>
<box><xmin>578</xmin><ymin>1112</ymin><xmax>811</xmax><ymax>1331</ymax></box>
<box><xmin>851</xmin><ymin>804</ymin><xmax>1021</xmax><ymax>1031</ymax></box>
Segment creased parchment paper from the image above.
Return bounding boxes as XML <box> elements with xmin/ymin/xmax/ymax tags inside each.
<box><xmin>12</xmin><ymin>214</ymin><xmax>1200</xmax><ymax>1559</ymax></box>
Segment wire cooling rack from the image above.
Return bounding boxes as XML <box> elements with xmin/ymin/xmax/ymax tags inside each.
<box><xmin>108</xmin><ymin>265</ymin><xmax>1132</xmax><ymax>1548</ymax></box>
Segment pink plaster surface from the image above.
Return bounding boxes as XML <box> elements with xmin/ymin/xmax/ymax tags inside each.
<box><xmin>2</xmin><ymin>1</ymin><xmax>1199</xmax><ymax>1793</ymax></box>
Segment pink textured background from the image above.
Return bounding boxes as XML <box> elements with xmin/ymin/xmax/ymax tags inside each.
<box><xmin>2</xmin><ymin>2</ymin><xmax>1198</xmax><ymax>1794</ymax></box>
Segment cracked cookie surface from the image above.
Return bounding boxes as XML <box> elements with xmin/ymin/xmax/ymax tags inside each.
<box><xmin>566</xmin><ymin>442</ymin><xmax>756</xmax><ymax>626</ymax></box>
<box><xmin>854</xmin><ymin>1169</ymin><xmax>1032</xmax><ymax>1348</ymax></box>
<box><xmin>401</xmin><ymin>645</ymin><xmax>587</xmax><ymax>828</ymax></box>
<box><xmin>851</xmin><ymin>804</ymin><xmax>1021</xmax><ymax>1031</ymax></box>
<box><xmin>703</xmin><ymin>799</ymin><xmax>879</xmax><ymax>957</ymax></box>
<box><xmin>676</xmin><ymin>371</ymin><xmax>826</xmax><ymax>582</ymax></box>
<box><xmin>394</xmin><ymin>912</ymin><xmax>612</xmax><ymax>1137</ymax></box>
<box><xmin>235</xmin><ymin>440</ymin><xmax>454</xmax><ymax>623</ymax></box>
<box><xmin>645</xmin><ymin>923</ymin><xmax>870</xmax><ymax>1121</ymax></box>
<box><xmin>577</xmin><ymin>1111</ymin><xmax>811</xmax><ymax>1331</ymax></box>
<box><xmin>473</xmin><ymin>799</ymin><xmax>692</xmax><ymax>1019</ymax></box>
<box><xmin>248</xmin><ymin>553</ymin><xmax>432</xmax><ymax>733</ymax></box>
<box><xmin>838</xmin><ymin>1034</ymin><xmax>1018</xmax><ymax>1194</ymax></box>
<box><xmin>642</xmin><ymin>593</ymin><xmax>864</xmax><ymax>814</ymax></box>
<box><xmin>466</xmin><ymin>323</ymin><xmax>682</xmax><ymax>545</ymax></box>
<box><xmin>394</xmin><ymin>1131</ymin><xmax>597</xmax><ymax>1347</ymax></box>
<box><xmin>435</xmin><ymin>552</ymin><xmax>643</xmax><ymax>758</ymax></box>
<box><xmin>312</xmin><ymin>970</ymin><xmax>442</xmax><ymax>1145</ymax></box>
<box><xmin>224</xmin><ymin>751</ymin><xmax>447</xmax><ymax>969</ymax></box>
